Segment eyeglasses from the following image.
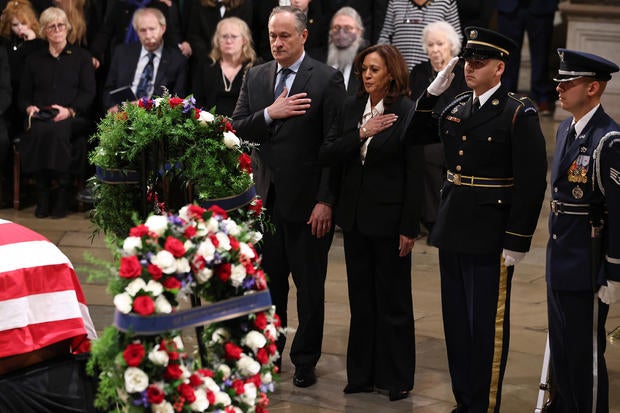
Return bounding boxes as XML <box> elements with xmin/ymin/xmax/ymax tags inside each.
<box><xmin>219</xmin><ymin>34</ymin><xmax>240</xmax><ymax>41</ymax></box>
<box><xmin>331</xmin><ymin>25</ymin><xmax>357</xmax><ymax>34</ymax></box>
<box><xmin>45</xmin><ymin>22</ymin><xmax>66</xmax><ymax>32</ymax></box>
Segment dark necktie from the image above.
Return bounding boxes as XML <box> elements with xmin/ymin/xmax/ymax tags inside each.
<box><xmin>136</xmin><ymin>53</ymin><xmax>155</xmax><ymax>99</ymax></box>
<box><xmin>566</xmin><ymin>124</ymin><xmax>576</xmax><ymax>146</ymax></box>
<box><xmin>471</xmin><ymin>97</ymin><xmax>480</xmax><ymax>115</ymax></box>
<box><xmin>274</xmin><ymin>68</ymin><xmax>292</xmax><ymax>100</ymax></box>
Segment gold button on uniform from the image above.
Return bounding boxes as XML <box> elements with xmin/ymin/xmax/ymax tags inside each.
<box><xmin>458</xmin><ymin>150</ymin><xmax>464</xmax><ymax>156</ymax></box>
<box><xmin>497</xmin><ymin>199</ymin><xmax>502</xmax><ymax>204</ymax></box>
<box><xmin>462</xmin><ymin>135</ymin><xmax>467</xmax><ymax>141</ymax></box>
<box><xmin>456</xmin><ymin>165</ymin><xmax>462</xmax><ymax>172</ymax></box>
<box><xmin>554</xmin><ymin>187</ymin><xmax>558</xmax><ymax>193</ymax></box>
<box><xmin>487</xmin><ymin>137</ymin><xmax>493</xmax><ymax>142</ymax></box>
<box><xmin>552</xmin><ymin>234</ymin><xmax>557</xmax><ymax>240</ymax></box>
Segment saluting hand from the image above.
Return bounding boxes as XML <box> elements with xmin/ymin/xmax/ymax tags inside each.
<box><xmin>427</xmin><ymin>56</ymin><xmax>459</xmax><ymax>96</ymax></box>
<box><xmin>268</xmin><ymin>88</ymin><xmax>311</xmax><ymax>120</ymax></box>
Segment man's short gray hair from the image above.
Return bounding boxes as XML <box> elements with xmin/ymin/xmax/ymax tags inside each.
<box><xmin>269</xmin><ymin>6</ymin><xmax>306</xmax><ymax>33</ymax></box>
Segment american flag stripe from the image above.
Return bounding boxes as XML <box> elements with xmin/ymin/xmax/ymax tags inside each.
<box><xmin>0</xmin><ymin>221</ymin><xmax>96</xmax><ymax>358</ymax></box>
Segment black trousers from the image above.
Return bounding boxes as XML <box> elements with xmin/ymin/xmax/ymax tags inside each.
<box><xmin>546</xmin><ymin>288</ymin><xmax>609</xmax><ymax>413</ymax></box>
<box><xmin>0</xmin><ymin>354</ymin><xmax>96</xmax><ymax>412</ymax></box>
<box><xmin>343</xmin><ymin>228</ymin><xmax>415</xmax><ymax>391</ymax></box>
<box><xmin>438</xmin><ymin>250</ymin><xmax>513</xmax><ymax>413</ymax></box>
<box><xmin>262</xmin><ymin>192</ymin><xmax>333</xmax><ymax>369</ymax></box>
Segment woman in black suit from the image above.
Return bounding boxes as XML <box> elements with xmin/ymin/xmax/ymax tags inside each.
<box><xmin>320</xmin><ymin>44</ymin><xmax>424</xmax><ymax>401</ymax></box>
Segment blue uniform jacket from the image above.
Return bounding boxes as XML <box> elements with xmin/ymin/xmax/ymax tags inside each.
<box><xmin>547</xmin><ymin>106</ymin><xmax>620</xmax><ymax>291</ymax></box>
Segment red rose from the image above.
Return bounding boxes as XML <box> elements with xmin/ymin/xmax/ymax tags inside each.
<box><xmin>189</xmin><ymin>373</ymin><xmax>203</xmax><ymax>387</ymax></box>
<box><xmin>238</xmin><ymin>153</ymin><xmax>252</xmax><ymax>173</ymax></box>
<box><xmin>188</xmin><ymin>204</ymin><xmax>206</xmax><ymax>218</ymax></box>
<box><xmin>254</xmin><ymin>312</ymin><xmax>267</xmax><ymax>330</ymax></box>
<box><xmin>273</xmin><ymin>313</ymin><xmax>282</xmax><ymax>328</ymax></box>
<box><xmin>198</xmin><ymin>368</ymin><xmax>214</xmax><ymax>378</ymax></box>
<box><xmin>224</xmin><ymin>342</ymin><xmax>243</xmax><ymax>360</ymax></box>
<box><xmin>206</xmin><ymin>391</ymin><xmax>216</xmax><ymax>405</ymax></box>
<box><xmin>177</xmin><ymin>383</ymin><xmax>196</xmax><ymax>403</ymax></box>
<box><xmin>184</xmin><ymin>226</ymin><xmax>197</xmax><ymax>238</ymax></box>
<box><xmin>147</xmin><ymin>385</ymin><xmax>166</xmax><ymax>404</ymax></box>
<box><xmin>147</xmin><ymin>264</ymin><xmax>163</xmax><ymax>280</ymax></box>
<box><xmin>225</xmin><ymin>406</ymin><xmax>236</xmax><ymax>413</ymax></box>
<box><xmin>215</xmin><ymin>263</ymin><xmax>231</xmax><ymax>282</ymax></box>
<box><xmin>267</xmin><ymin>343</ymin><xmax>277</xmax><ymax>355</ymax></box>
<box><xmin>232</xmin><ymin>379</ymin><xmax>245</xmax><ymax>395</ymax></box>
<box><xmin>162</xmin><ymin>277</ymin><xmax>181</xmax><ymax>291</ymax></box>
<box><xmin>207</xmin><ymin>205</ymin><xmax>227</xmax><ymax>219</ymax></box>
<box><xmin>256</xmin><ymin>348</ymin><xmax>269</xmax><ymax>364</ymax></box>
<box><xmin>122</xmin><ymin>342</ymin><xmax>145</xmax><ymax>366</ymax></box>
<box><xmin>160</xmin><ymin>338</ymin><xmax>178</xmax><ymax>352</ymax></box>
<box><xmin>244</xmin><ymin>260</ymin><xmax>256</xmax><ymax>275</ymax></box>
<box><xmin>247</xmin><ymin>374</ymin><xmax>261</xmax><ymax>388</ymax></box>
<box><xmin>209</xmin><ymin>233</ymin><xmax>219</xmax><ymax>247</ymax></box>
<box><xmin>169</xmin><ymin>97</ymin><xmax>184</xmax><ymax>107</ymax></box>
<box><xmin>129</xmin><ymin>224</ymin><xmax>149</xmax><ymax>237</ymax></box>
<box><xmin>168</xmin><ymin>351</ymin><xmax>179</xmax><ymax>361</ymax></box>
<box><xmin>132</xmin><ymin>295</ymin><xmax>155</xmax><ymax>315</ymax></box>
<box><xmin>192</xmin><ymin>255</ymin><xmax>206</xmax><ymax>272</ymax></box>
<box><xmin>248</xmin><ymin>198</ymin><xmax>263</xmax><ymax>216</ymax></box>
<box><xmin>164</xmin><ymin>236</ymin><xmax>186</xmax><ymax>258</ymax></box>
<box><xmin>254</xmin><ymin>269</ymin><xmax>267</xmax><ymax>290</ymax></box>
<box><xmin>228</xmin><ymin>235</ymin><xmax>240</xmax><ymax>251</ymax></box>
<box><xmin>257</xmin><ymin>392</ymin><xmax>269</xmax><ymax>407</ymax></box>
<box><xmin>256</xmin><ymin>406</ymin><xmax>266</xmax><ymax>413</ymax></box>
<box><xmin>164</xmin><ymin>363</ymin><xmax>183</xmax><ymax>380</ymax></box>
<box><xmin>225</xmin><ymin>120</ymin><xmax>234</xmax><ymax>132</ymax></box>
<box><xmin>119</xmin><ymin>256</ymin><xmax>142</xmax><ymax>278</ymax></box>
<box><xmin>194</xmin><ymin>107</ymin><xmax>201</xmax><ymax>119</ymax></box>
<box><xmin>138</xmin><ymin>98</ymin><xmax>153</xmax><ymax>109</ymax></box>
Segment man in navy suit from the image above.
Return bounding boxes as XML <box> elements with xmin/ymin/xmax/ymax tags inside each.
<box><xmin>103</xmin><ymin>7</ymin><xmax>187</xmax><ymax>112</ymax></box>
<box><xmin>232</xmin><ymin>5</ymin><xmax>345</xmax><ymax>388</ymax></box>
<box><xmin>546</xmin><ymin>48</ymin><xmax>620</xmax><ymax>413</ymax></box>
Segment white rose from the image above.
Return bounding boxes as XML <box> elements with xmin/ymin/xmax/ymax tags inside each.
<box><xmin>240</xmin><ymin>383</ymin><xmax>257</xmax><ymax>405</ymax></box>
<box><xmin>125</xmin><ymin>278</ymin><xmax>147</xmax><ymax>297</ymax></box>
<box><xmin>145</xmin><ymin>280</ymin><xmax>163</xmax><ymax>296</ymax></box>
<box><xmin>223</xmin><ymin>131</ymin><xmax>240</xmax><ymax>148</ymax></box>
<box><xmin>205</xmin><ymin>217</ymin><xmax>219</xmax><ymax>233</ymax></box>
<box><xmin>215</xmin><ymin>232</ymin><xmax>231</xmax><ymax>251</ymax></box>
<box><xmin>145</xmin><ymin>215</ymin><xmax>168</xmax><ymax>236</ymax></box>
<box><xmin>264</xmin><ymin>324</ymin><xmax>277</xmax><ymax>341</ymax></box>
<box><xmin>230</xmin><ymin>264</ymin><xmax>246</xmax><ymax>287</ymax></box>
<box><xmin>172</xmin><ymin>336</ymin><xmax>185</xmax><ymax>350</ymax></box>
<box><xmin>222</xmin><ymin>219</ymin><xmax>240</xmax><ymax>236</ymax></box>
<box><xmin>196</xmin><ymin>222</ymin><xmax>208</xmax><ymax>237</ymax></box>
<box><xmin>155</xmin><ymin>295</ymin><xmax>172</xmax><ymax>313</ymax></box>
<box><xmin>151</xmin><ymin>401</ymin><xmax>174</xmax><ymax>413</ymax></box>
<box><xmin>242</xmin><ymin>331</ymin><xmax>266</xmax><ymax>353</ymax></box>
<box><xmin>123</xmin><ymin>236</ymin><xmax>142</xmax><ymax>255</ymax></box>
<box><xmin>152</xmin><ymin>97</ymin><xmax>164</xmax><ymax>107</ymax></box>
<box><xmin>249</xmin><ymin>231</ymin><xmax>263</xmax><ymax>244</ymax></box>
<box><xmin>203</xmin><ymin>377</ymin><xmax>220</xmax><ymax>393</ymax></box>
<box><xmin>190</xmin><ymin>389</ymin><xmax>209</xmax><ymax>412</ymax></box>
<box><xmin>184</xmin><ymin>239</ymin><xmax>194</xmax><ymax>252</ymax></box>
<box><xmin>197</xmin><ymin>240</ymin><xmax>215</xmax><ymax>262</ymax></box>
<box><xmin>261</xmin><ymin>371</ymin><xmax>272</xmax><ymax>384</ymax></box>
<box><xmin>198</xmin><ymin>110</ymin><xmax>215</xmax><ymax>124</ymax></box>
<box><xmin>178</xmin><ymin>205</ymin><xmax>190</xmax><ymax>221</ymax></box>
<box><xmin>148</xmin><ymin>345</ymin><xmax>169</xmax><ymax>366</ymax></box>
<box><xmin>151</xmin><ymin>250</ymin><xmax>177</xmax><ymax>274</ymax></box>
<box><xmin>176</xmin><ymin>257</ymin><xmax>191</xmax><ymax>274</ymax></box>
<box><xmin>237</xmin><ymin>354</ymin><xmax>261</xmax><ymax>376</ymax></box>
<box><xmin>239</xmin><ymin>243</ymin><xmax>255</xmax><ymax>260</ymax></box>
<box><xmin>113</xmin><ymin>292</ymin><xmax>133</xmax><ymax>314</ymax></box>
<box><xmin>214</xmin><ymin>391</ymin><xmax>232</xmax><ymax>406</ymax></box>
<box><xmin>180</xmin><ymin>364</ymin><xmax>191</xmax><ymax>379</ymax></box>
<box><xmin>211</xmin><ymin>327</ymin><xmax>230</xmax><ymax>343</ymax></box>
<box><xmin>195</xmin><ymin>267</ymin><xmax>213</xmax><ymax>284</ymax></box>
<box><xmin>124</xmin><ymin>367</ymin><xmax>149</xmax><ymax>393</ymax></box>
<box><xmin>217</xmin><ymin>364</ymin><xmax>231</xmax><ymax>380</ymax></box>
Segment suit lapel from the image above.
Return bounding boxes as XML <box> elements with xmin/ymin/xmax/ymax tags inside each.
<box><xmin>257</xmin><ymin>61</ymin><xmax>278</xmax><ymax>111</ymax></box>
<box><xmin>153</xmin><ymin>47</ymin><xmax>168</xmax><ymax>90</ymax></box>
<box><xmin>289</xmin><ymin>55</ymin><xmax>313</xmax><ymax>96</ymax></box>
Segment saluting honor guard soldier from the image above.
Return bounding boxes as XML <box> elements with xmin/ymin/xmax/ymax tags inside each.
<box><xmin>410</xmin><ymin>27</ymin><xmax>548</xmax><ymax>412</ymax></box>
<box><xmin>545</xmin><ymin>49</ymin><xmax>620</xmax><ymax>413</ymax></box>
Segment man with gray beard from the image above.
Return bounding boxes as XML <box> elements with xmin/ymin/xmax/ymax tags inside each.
<box><xmin>325</xmin><ymin>7</ymin><xmax>368</xmax><ymax>95</ymax></box>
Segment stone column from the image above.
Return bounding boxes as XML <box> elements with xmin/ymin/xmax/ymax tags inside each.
<box><xmin>555</xmin><ymin>0</ymin><xmax>620</xmax><ymax>121</ymax></box>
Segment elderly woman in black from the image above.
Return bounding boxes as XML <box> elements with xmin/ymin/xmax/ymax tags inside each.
<box><xmin>320</xmin><ymin>44</ymin><xmax>424</xmax><ymax>401</ymax></box>
<box><xmin>19</xmin><ymin>6</ymin><xmax>95</xmax><ymax>218</ymax></box>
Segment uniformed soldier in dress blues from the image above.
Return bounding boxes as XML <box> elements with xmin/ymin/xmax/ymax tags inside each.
<box><xmin>409</xmin><ymin>27</ymin><xmax>548</xmax><ymax>413</ymax></box>
<box><xmin>546</xmin><ymin>48</ymin><xmax>620</xmax><ymax>413</ymax></box>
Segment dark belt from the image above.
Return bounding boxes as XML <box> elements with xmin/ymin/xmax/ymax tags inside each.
<box><xmin>446</xmin><ymin>170</ymin><xmax>514</xmax><ymax>187</ymax></box>
<box><xmin>549</xmin><ymin>200</ymin><xmax>591</xmax><ymax>215</ymax></box>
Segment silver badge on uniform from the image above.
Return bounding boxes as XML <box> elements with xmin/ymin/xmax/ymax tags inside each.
<box><xmin>572</xmin><ymin>185</ymin><xmax>584</xmax><ymax>199</ymax></box>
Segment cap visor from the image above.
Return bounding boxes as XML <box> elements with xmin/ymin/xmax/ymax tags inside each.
<box><xmin>553</xmin><ymin>74</ymin><xmax>583</xmax><ymax>82</ymax></box>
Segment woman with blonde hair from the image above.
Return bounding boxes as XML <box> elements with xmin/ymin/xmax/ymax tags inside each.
<box><xmin>52</xmin><ymin>0</ymin><xmax>86</xmax><ymax>46</ymax></box>
<box><xmin>194</xmin><ymin>16</ymin><xmax>256</xmax><ymax>116</ymax></box>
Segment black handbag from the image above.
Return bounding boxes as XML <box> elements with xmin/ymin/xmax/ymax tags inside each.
<box><xmin>32</xmin><ymin>107</ymin><xmax>59</xmax><ymax>121</ymax></box>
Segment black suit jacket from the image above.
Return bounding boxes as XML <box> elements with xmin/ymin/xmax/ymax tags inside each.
<box><xmin>320</xmin><ymin>95</ymin><xmax>423</xmax><ymax>238</ymax></box>
<box><xmin>232</xmin><ymin>54</ymin><xmax>346</xmax><ymax>222</ymax></box>
<box><xmin>103</xmin><ymin>42</ymin><xmax>187</xmax><ymax>109</ymax></box>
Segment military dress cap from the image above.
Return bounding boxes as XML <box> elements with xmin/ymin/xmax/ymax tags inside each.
<box><xmin>461</xmin><ymin>26</ymin><xmax>517</xmax><ymax>62</ymax></box>
<box><xmin>554</xmin><ymin>48</ymin><xmax>619</xmax><ymax>82</ymax></box>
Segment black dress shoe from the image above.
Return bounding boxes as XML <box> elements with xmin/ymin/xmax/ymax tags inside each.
<box><xmin>343</xmin><ymin>383</ymin><xmax>373</xmax><ymax>394</ymax></box>
<box><xmin>293</xmin><ymin>366</ymin><xmax>316</xmax><ymax>388</ymax></box>
<box><xmin>388</xmin><ymin>390</ymin><xmax>409</xmax><ymax>401</ymax></box>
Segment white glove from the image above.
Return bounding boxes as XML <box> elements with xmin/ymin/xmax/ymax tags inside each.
<box><xmin>427</xmin><ymin>56</ymin><xmax>459</xmax><ymax>96</ymax></box>
<box><xmin>598</xmin><ymin>280</ymin><xmax>620</xmax><ymax>305</ymax></box>
<box><xmin>502</xmin><ymin>249</ymin><xmax>526</xmax><ymax>267</ymax></box>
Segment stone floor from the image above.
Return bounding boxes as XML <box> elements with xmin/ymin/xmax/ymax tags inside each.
<box><xmin>1</xmin><ymin>116</ymin><xmax>619</xmax><ymax>413</ymax></box>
